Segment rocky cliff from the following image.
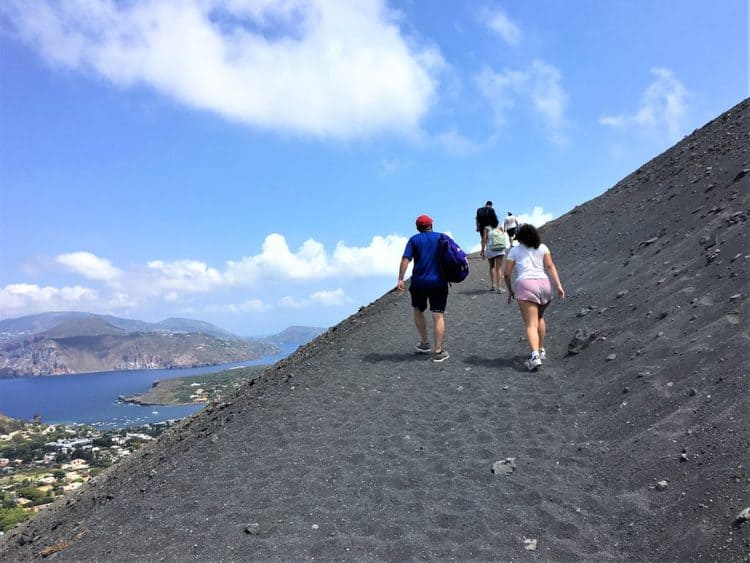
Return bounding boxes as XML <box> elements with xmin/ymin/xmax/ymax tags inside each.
<box><xmin>0</xmin><ymin>331</ymin><xmax>278</xmax><ymax>376</ymax></box>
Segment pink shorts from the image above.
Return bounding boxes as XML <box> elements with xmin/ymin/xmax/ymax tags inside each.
<box><xmin>515</xmin><ymin>278</ymin><xmax>552</xmax><ymax>304</ymax></box>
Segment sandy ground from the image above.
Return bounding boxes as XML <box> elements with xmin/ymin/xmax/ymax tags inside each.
<box><xmin>1</xmin><ymin>99</ymin><xmax>748</xmax><ymax>561</ymax></box>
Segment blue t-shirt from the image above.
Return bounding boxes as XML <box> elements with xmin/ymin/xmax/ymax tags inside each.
<box><xmin>403</xmin><ymin>231</ymin><xmax>446</xmax><ymax>289</ymax></box>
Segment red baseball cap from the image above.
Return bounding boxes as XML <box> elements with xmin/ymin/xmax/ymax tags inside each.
<box><xmin>416</xmin><ymin>214</ymin><xmax>433</xmax><ymax>228</ymax></box>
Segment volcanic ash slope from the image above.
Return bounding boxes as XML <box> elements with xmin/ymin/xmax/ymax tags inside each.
<box><xmin>0</xmin><ymin>98</ymin><xmax>748</xmax><ymax>561</ymax></box>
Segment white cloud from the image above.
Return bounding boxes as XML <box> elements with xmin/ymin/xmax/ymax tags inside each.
<box><xmin>483</xmin><ymin>6</ymin><xmax>522</xmax><ymax>46</ymax></box>
<box><xmin>310</xmin><ymin>288</ymin><xmax>352</xmax><ymax>306</ymax></box>
<box><xmin>279</xmin><ymin>288</ymin><xmax>352</xmax><ymax>309</ymax></box>
<box><xmin>599</xmin><ymin>67</ymin><xmax>688</xmax><ymax>141</ymax></box>
<box><xmin>204</xmin><ymin>299</ymin><xmax>272</xmax><ymax>314</ymax></box>
<box><xmin>146</xmin><ymin>259</ymin><xmax>223</xmax><ymax>292</ymax></box>
<box><xmin>434</xmin><ymin>129</ymin><xmax>481</xmax><ymax>154</ymax></box>
<box><xmin>3</xmin><ymin>0</ymin><xmax>443</xmax><ymax>139</ymax></box>
<box><xmin>56</xmin><ymin>251</ymin><xmax>122</xmax><ymax>281</ymax></box>
<box><xmin>517</xmin><ymin>206</ymin><xmax>553</xmax><ymax>227</ymax></box>
<box><xmin>0</xmin><ymin>283</ymin><xmax>100</xmax><ymax>316</ymax></box>
<box><xmin>225</xmin><ymin>233</ymin><xmax>407</xmax><ymax>284</ymax></box>
<box><xmin>330</xmin><ymin>235</ymin><xmax>408</xmax><ymax>277</ymax></box>
<box><xmin>476</xmin><ymin>59</ymin><xmax>568</xmax><ymax>145</ymax></box>
<box><xmin>3</xmin><ymin>233</ymin><xmax>406</xmax><ymax>318</ymax></box>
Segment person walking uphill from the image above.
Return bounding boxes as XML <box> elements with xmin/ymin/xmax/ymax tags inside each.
<box><xmin>504</xmin><ymin>212</ymin><xmax>519</xmax><ymax>243</ymax></box>
<box><xmin>397</xmin><ymin>215</ymin><xmax>450</xmax><ymax>362</ymax></box>
<box><xmin>504</xmin><ymin>224</ymin><xmax>565</xmax><ymax>371</ymax></box>
<box><xmin>476</xmin><ymin>201</ymin><xmax>499</xmax><ymax>247</ymax></box>
<box><xmin>480</xmin><ymin>217</ymin><xmax>507</xmax><ymax>292</ymax></box>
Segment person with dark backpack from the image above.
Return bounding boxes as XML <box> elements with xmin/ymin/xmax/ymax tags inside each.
<box><xmin>397</xmin><ymin>214</ymin><xmax>451</xmax><ymax>362</ymax></box>
<box><xmin>475</xmin><ymin>200</ymin><xmax>499</xmax><ymax>247</ymax></box>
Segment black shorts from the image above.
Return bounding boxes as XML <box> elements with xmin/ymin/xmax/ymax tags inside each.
<box><xmin>507</xmin><ymin>227</ymin><xmax>517</xmax><ymax>238</ymax></box>
<box><xmin>409</xmin><ymin>286</ymin><xmax>448</xmax><ymax>313</ymax></box>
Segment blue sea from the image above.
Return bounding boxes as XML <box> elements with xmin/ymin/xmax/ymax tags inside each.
<box><xmin>0</xmin><ymin>345</ymin><xmax>297</xmax><ymax>429</ymax></box>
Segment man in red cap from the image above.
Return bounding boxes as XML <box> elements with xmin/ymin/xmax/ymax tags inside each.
<box><xmin>396</xmin><ymin>214</ymin><xmax>450</xmax><ymax>362</ymax></box>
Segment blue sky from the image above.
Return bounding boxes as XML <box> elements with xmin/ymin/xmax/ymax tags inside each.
<box><xmin>0</xmin><ymin>0</ymin><xmax>747</xmax><ymax>336</ymax></box>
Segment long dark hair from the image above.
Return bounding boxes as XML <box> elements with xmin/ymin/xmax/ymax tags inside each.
<box><xmin>515</xmin><ymin>224</ymin><xmax>541</xmax><ymax>249</ymax></box>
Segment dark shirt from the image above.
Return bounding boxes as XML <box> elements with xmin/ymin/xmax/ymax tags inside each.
<box><xmin>403</xmin><ymin>231</ymin><xmax>446</xmax><ymax>289</ymax></box>
<box><xmin>476</xmin><ymin>206</ymin><xmax>499</xmax><ymax>230</ymax></box>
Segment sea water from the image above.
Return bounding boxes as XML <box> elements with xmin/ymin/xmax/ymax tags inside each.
<box><xmin>0</xmin><ymin>345</ymin><xmax>297</xmax><ymax>429</ymax></box>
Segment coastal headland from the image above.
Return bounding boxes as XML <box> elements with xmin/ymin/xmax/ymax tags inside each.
<box><xmin>118</xmin><ymin>366</ymin><xmax>267</xmax><ymax>406</ymax></box>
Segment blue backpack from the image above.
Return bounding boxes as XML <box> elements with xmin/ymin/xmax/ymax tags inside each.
<box><xmin>438</xmin><ymin>233</ymin><xmax>469</xmax><ymax>283</ymax></box>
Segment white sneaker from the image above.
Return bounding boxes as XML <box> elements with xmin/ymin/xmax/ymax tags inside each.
<box><xmin>538</xmin><ymin>348</ymin><xmax>546</xmax><ymax>360</ymax></box>
<box><xmin>526</xmin><ymin>356</ymin><xmax>542</xmax><ymax>371</ymax></box>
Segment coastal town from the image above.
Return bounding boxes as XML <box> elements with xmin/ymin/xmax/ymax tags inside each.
<box><xmin>0</xmin><ymin>415</ymin><xmax>174</xmax><ymax>535</ymax></box>
<box><xmin>0</xmin><ymin>363</ymin><xmax>275</xmax><ymax>534</ymax></box>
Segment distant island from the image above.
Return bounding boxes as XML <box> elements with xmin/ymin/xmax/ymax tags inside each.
<box><xmin>0</xmin><ymin>312</ymin><xmax>325</xmax><ymax>377</ymax></box>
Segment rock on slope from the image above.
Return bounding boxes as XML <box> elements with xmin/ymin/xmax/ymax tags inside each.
<box><xmin>0</xmin><ymin>99</ymin><xmax>747</xmax><ymax>561</ymax></box>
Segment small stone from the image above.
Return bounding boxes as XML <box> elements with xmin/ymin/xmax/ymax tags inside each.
<box><xmin>733</xmin><ymin>507</ymin><xmax>750</xmax><ymax>528</ymax></box>
<box><xmin>622</xmin><ymin>387</ymin><xmax>629</xmax><ymax>394</ymax></box>
<box><xmin>457</xmin><ymin>386</ymin><xmax>464</xmax><ymax>391</ymax></box>
<box><xmin>729</xmin><ymin>293</ymin><xmax>742</xmax><ymax>302</ymax></box>
<box><xmin>312</xmin><ymin>524</ymin><xmax>320</xmax><ymax>530</ymax></box>
<box><xmin>688</xmin><ymin>388</ymin><xmax>697</xmax><ymax>397</ymax></box>
<box><xmin>680</xmin><ymin>453</ymin><xmax>689</xmax><ymax>462</ymax></box>
<box><xmin>244</xmin><ymin>523</ymin><xmax>260</xmax><ymax>535</ymax></box>
<box><xmin>492</xmin><ymin>458</ymin><xmax>516</xmax><ymax>476</ymax></box>
<box><xmin>617</xmin><ymin>290</ymin><xmax>629</xmax><ymax>298</ymax></box>
<box><xmin>606</xmin><ymin>354</ymin><xmax>617</xmax><ymax>362</ymax></box>
<box><xmin>656</xmin><ymin>480</ymin><xmax>669</xmax><ymax>491</ymax></box>
<box><xmin>523</xmin><ymin>537</ymin><xmax>538</xmax><ymax>551</ymax></box>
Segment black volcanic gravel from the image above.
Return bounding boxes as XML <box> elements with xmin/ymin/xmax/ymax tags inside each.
<box><xmin>1</xmin><ymin>98</ymin><xmax>748</xmax><ymax>561</ymax></box>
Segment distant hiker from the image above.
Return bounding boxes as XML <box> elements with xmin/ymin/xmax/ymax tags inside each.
<box><xmin>503</xmin><ymin>224</ymin><xmax>565</xmax><ymax>371</ymax></box>
<box><xmin>476</xmin><ymin>201</ymin><xmax>499</xmax><ymax>247</ymax></box>
<box><xmin>480</xmin><ymin>215</ymin><xmax>507</xmax><ymax>292</ymax></box>
<box><xmin>397</xmin><ymin>214</ymin><xmax>450</xmax><ymax>362</ymax></box>
<box><xmin>504</xmin><ymin>212</ymin><xmax>519</xmax><ymax>242</ymax></box>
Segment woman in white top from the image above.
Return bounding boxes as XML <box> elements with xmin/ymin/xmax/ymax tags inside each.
<box><xmin>504</xmin><ymin>224</ymin><xmax>565</xmax><ymax>371</ymax></box>
<box><xmin>480</xmin><ymin>218</ymin><xmax>507</xmax><ymax>292</ymax></box>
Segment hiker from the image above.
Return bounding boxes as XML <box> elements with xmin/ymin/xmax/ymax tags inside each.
<box><xmin>476</xmin><ymin>201</ymin><xmax>499</xmax><ymax>247</ymax></box>
<box><xmin>480</xmin><ymin>215</ymin><xmax>507</xmax><ymax>292</ymax></box>
<box><xmin>504</xmin><ymin>211</ymin><xmax>519</xmax><ymax>243</ymax></box>
<box><xmin>397</xmin><ymin>214</ymin><xmax>450</xmax><ymax>362</ymax></box>
<box><xmin>503</xmin><ymin>224</ymin><xmax>565</xmax><ymax>371</ymax></box>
